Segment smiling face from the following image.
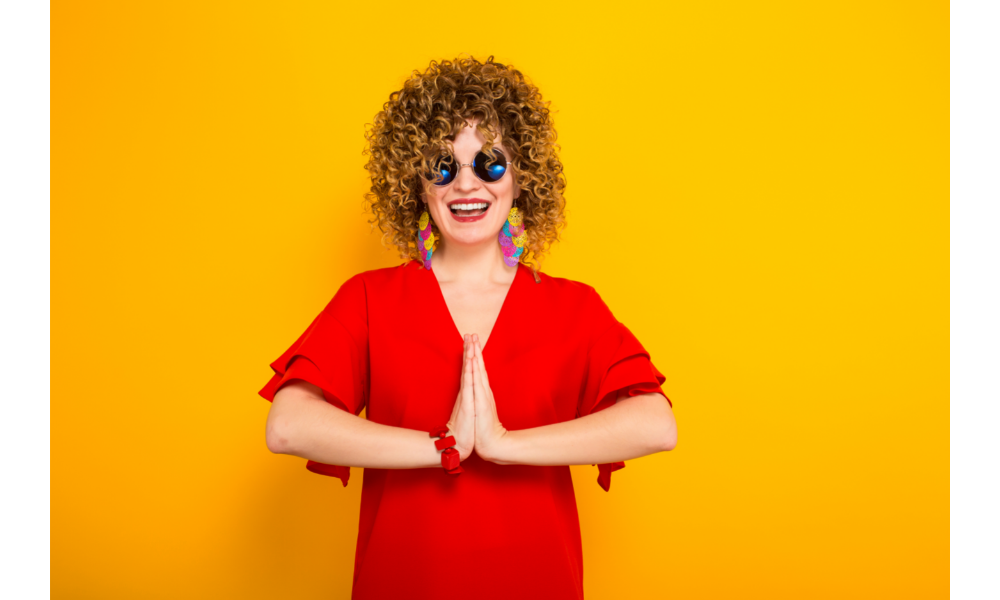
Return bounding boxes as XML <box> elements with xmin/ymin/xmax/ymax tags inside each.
<box><xmin>421</xmin><ymin>116</ymin><xmax>520</xmax><ymax>250</ymax></box>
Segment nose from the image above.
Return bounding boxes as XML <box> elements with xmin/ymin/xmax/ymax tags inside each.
<box><xmin>451</xmin><ymin>163</ymin><xmax>482</xmax><ymax>194</ymax></box>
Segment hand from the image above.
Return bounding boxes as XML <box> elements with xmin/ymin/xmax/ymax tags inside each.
<box><xmin>470</xmin><ymin>334</ymin><xmax>509</xmax><ymax>462</ymax></box>
<box><xmin>445</xmin><ymin>335</ymin><xmax>476</xmax><ymax>461</ymax></box>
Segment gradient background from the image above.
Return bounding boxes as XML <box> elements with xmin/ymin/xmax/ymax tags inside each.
<box><xmin>52</xmin><ymin>1</ymin><xmax>948</xmax><ymax>598</ymax></box>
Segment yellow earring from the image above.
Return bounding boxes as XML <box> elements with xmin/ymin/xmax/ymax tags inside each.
<box><xmin>417</xmin><ymin>209</ymin><xmax>435</xmax><ymax>269</ymax></box>
<box><xmin>498</xmin><ymin>207</ymin><xmax>526</xmax><ymax>267</ymax></box>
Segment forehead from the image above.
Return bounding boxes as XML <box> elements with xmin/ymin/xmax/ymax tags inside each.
<box><xmin>453</xmin><ymin>125</ymin><xmax>487</xmax><ymax>145</ymax></box>
<box><xmin>447</xmin><ymin>119</ymin><xmax>505</xmax><ymax>152</ymax></box>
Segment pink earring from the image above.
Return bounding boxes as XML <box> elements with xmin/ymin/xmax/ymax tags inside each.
<box><xmin>417</xmin><ymin>208</ymin><xmax>435</xmax><ymax>269</ymax></box>
<box><xmin>498</xmin><ymin>207</ymin><xmax>527</xmax><ymax>267</ymax></box>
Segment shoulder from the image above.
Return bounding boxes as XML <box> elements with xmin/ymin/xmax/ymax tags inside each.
<box><xmin>532</xmin><ymin>269</ymin><xmax>602</xmax><ymax>301</ymax></box>
<box><xmin>316</xmin><ymin>264</ymin><xmax>416</xmax><ymax>333</ymax></box>
<box><xmin>337</xmin><ymin>262</ymin><xmax>416</xmax><ymax>293</ymax></box>
<box><xmin>533</xmin><ymin>269</ymin><xmax>593</xmax><ymax>296</ymax></box>
<box><xmin>326</xmin><ymin>262</ymin><xmax>419</xmax><ymax>310</ymax></box>
<box><xmin>528</xmin><ymin>268</ymin><xmax>616</xmax><ymax>320</ymax></box>
<box><xmin>351</xmin><ymin>262</ymin><xmax>417</xmax><ymax>287</ymax></box>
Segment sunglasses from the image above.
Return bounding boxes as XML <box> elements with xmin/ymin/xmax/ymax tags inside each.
<box><xmin>425</xmin><ymin>148</ymin><xmax>513</xmax><ymax>186</ymax></box>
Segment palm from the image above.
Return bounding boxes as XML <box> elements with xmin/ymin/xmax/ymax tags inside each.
<box><xmin>447</xmin><ymin>336</ymin><xmax>477</xmax><ymax>460</ymax></box>
<box><xmin>468</xmin><ymin>334</ymin><xmax>508</xmax><ymax>461</ymax></box>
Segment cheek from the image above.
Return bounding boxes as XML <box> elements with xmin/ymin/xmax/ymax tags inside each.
<box><xmin>496</xmin><ymin>180</ymin><xmax>515</xmax><ymax>201</ymax></box>
<box><xmin>503</xmin><ymin>182</ymin><xmax>518</xmax><ymax>206</ymax></box>
<box><xmin>422</xmin><ymin>188</ymin><xmax>443</xmax><ymax>216</ymax></box>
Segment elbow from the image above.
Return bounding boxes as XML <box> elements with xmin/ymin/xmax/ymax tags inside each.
<box><xmin>265</xmin><ymin>413</ymin><xmax>292</xmax><ymax>455</ymax></box>
<box><xmin>656</xmin><ymin>400</ymin><xmax>678</xmax><ymax>452</ymax></box>
<box><xmin>630</xmin><ymin>393</ymin><xmax>678</xmax><ymax>454</ymax></box>
<box><xmin>660</xmin><ymin>421</ymin><xmax>678</xmax><ymax>452</ymax></box>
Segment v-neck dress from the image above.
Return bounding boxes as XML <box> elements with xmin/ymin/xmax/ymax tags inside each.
<box><xmin>258</xmin><ymin>261</ymin><xmax>671</xmax><ymax>599</ymax></box>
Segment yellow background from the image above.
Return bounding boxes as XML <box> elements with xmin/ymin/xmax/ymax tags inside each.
<box><xmin>52</xmin><ymin>1</ymin><xmax>948</xmax><ymax>598</ymax></box>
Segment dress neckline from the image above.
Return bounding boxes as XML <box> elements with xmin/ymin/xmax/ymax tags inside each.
<box><xmin>419</xmin><ymin>261</ymin><xmax>524</xmax><ymax>353</ymax></box>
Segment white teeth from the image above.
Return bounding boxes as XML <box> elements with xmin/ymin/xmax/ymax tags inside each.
<box><xmin>450</xmin><ymin>202</ymin><xmax>488</xmax><ymax>211</ymax></box>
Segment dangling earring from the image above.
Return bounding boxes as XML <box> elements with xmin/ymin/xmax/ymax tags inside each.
<box><xmin>498</xmin><ymin>206</ymin><xmax>527</xmax><ymax>267</ymax></box>
<box><xmin>417</xmin><ymin>208</ymin><xmax>435</xmax><ymax>270</ymax></box>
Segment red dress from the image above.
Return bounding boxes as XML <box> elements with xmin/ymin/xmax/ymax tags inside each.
<box><xmin>258</xmin><ymin>261</ymin><xmax>671</xmax><ymax>599</ymax></box>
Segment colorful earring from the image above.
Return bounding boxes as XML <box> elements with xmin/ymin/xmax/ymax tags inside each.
<box><xmin>498</xmin><ymin>207</ymin><xmax>527</xmax><ymax>267</ymax></box>
<box><xmin>417</xmin><ymin>208</ymin><xmax>435</xmax><ymax>269</ymax></box>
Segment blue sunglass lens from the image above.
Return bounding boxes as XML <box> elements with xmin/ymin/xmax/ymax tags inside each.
<box><xmin>474</xmin><ymin>150</ymin><xmax>508</xmax><ymax>182</ymax></box>
<box><xmin>429</xmin><ymin>156</ymin><xmax>456</xmax><ymax>186</ymax></box>
<box><xmin>428</xmin><ymin>150</ymin><xmax>509</xmax><ymax>185</ymax></box>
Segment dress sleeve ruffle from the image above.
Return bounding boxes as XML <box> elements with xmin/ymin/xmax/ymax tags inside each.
<box><xmin>258</xmin><ymin>276</ymin><xmax>369</xmax><ymax>487</ymax></box>
<box><xmin>580</xmin><ymin>318</ymin><xmax>671</xmax><ymax>492</ymax></box>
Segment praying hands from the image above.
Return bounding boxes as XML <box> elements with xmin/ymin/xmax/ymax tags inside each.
<box><xmin>445</xmin><ymin>333</ymin><xmax>509</xmax><ymax>464</ymax></box>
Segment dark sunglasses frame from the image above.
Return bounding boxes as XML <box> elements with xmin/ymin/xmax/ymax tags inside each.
<box><xmin>426</xmin><ymin>148</ymin><xmax>513</xmax><ymax>186</ymax></box>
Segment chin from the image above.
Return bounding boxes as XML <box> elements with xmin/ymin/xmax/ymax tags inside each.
<box><xmin>446</xmin><ymin>227</ymin><xmax>500</xmax><ymax>247</ymax></box>
<box><xmin>436</xmin><ymin>212</ymin><xmax>507</xmax><ymax>244</ymax></box>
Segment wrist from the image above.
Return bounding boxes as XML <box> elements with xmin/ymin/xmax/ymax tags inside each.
<box><xmin>456</xmin><ymin>440</ymin><xmax>474</xmax><ymax>461</ymax></box>
<box><xmin>430</xmin><ymin>425</ymin><xmax>464</xmax><ymax>475</ymax></box>
<box><xmin>445</xmin><ymin>421</ymin><xmax>473</xmax><ymax>461</ymax></box>
<box><xmin>482</xmin><ymin>428</ymin><xmax>516</xmax><ymax>465</ymax></box>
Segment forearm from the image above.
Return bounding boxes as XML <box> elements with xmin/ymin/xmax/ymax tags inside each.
<box><xmin>269</xmin><ymin>393</ymin><xmax>443</xmax><ymax>470</ymax></box>
<box><xmin>488</xmin><ymin>393</ymin><xmax>677</xmax><ymax>466</ymax></box>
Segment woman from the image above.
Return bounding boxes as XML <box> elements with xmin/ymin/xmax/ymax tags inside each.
<box><xmin>258</xmin><ymin>56</ymin><xmax>677</xmax><ymax>599</ymax></box>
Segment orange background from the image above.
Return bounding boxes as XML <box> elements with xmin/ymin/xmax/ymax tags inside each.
<box><xmin>52</xmin><ymin>1</ymin><xmax>948</xmax><ymax>598</ymax></box>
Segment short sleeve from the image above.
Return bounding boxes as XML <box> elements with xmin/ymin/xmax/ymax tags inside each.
<box><xmin>258</xmin><ymin>274</ymin><xmax>370</xmax><ymax>486</ymax></box>
<box><xmin>579</xmin><ymin>288</ymin><xmax>671</xmax><ymax>492</ymax></box>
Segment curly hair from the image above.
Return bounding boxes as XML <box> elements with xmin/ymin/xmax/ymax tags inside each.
<box><xmin>363</xmin><ymin>55</ymin><xmax>567</xmax><ymax>273</ymax></box>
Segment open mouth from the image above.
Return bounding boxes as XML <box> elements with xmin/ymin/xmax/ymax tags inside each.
<box><xmin>449</xmin><ymin>201</ymin><xmax>490</xmax><ymax>217</ymax></box>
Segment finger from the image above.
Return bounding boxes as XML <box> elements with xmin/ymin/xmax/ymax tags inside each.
<box><xmin>471</xmin><ymin>355</ymin><xmax>487</xmax><ymax>414</ymax></box>
<box><xmin>459</xmin><ymin>336</ymin><xmax>466</xmax><ymax>384</ymax></box>
<box><xmin>472</xmin><ymin>360</ymin><xmax>501</xmax><ymax>433</ymax></box>
<box><xmin>465</xmin><ymin>335</ymin><xmax>476</xmax><ymax>378</ymax></box>
<box><xmin>452</xmin><ymin>337</ymin><xmax>469</xmax><ymax>426</ymax></box>
<box><xmin>471</xmin><ymin>340</ymin><xmax>486</xmax><ymax>392</ymax></box>
<box><xmin>465</xmin><ymin>352</ymin><xmax>474</xmax><ymax>394</ymax></box>
<box><xmin>472</xmin><ymin>338</ymin><xmax>500</xmax><ymax>422</ymax></box>
<box><xmin>472</xmin><ymin>357</ymin><xmax>498</xmax><ymax>423</ymax></box>
<box><xmin>464</xmin><ymin>342</ymin><xmax>475</xmax><ymax>408</ymax></box>
<box><xmin>473</xmin><ymin>336</ymin><xmax>490</xmax><ymax>388</ymax></box>
<box><xmin>463</xmin><ymin>339</ymin><xmax>473</xmax><ymax>389</ymax></box>
<box><xmin>471</xmin><ymin>335</ymin><xmax>483</xmax><ymax>378</ymax></box>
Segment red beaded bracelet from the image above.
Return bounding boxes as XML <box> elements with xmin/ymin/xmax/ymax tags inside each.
<box><xmin>430</xmin><ymin>425</ymin><xmax>463</xmax><ymax>475</ymax></box>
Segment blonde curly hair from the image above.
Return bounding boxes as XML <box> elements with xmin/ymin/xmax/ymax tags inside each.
<box><xmin>363</xmin><ymin>55</ymin><xmax>567</xmax><ymax>273</ymax></box>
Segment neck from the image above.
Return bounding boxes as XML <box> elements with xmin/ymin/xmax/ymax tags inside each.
<box><xmin>431</xmin><ymin>237</ymin><xmax>516</xmax><ymax>284</ymax></box>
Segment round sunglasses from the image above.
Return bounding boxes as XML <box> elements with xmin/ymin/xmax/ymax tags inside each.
<box><xmin>425</xmin><ymin>148</ymin><xmax>512</xmax><ymax>186</ymax></box>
